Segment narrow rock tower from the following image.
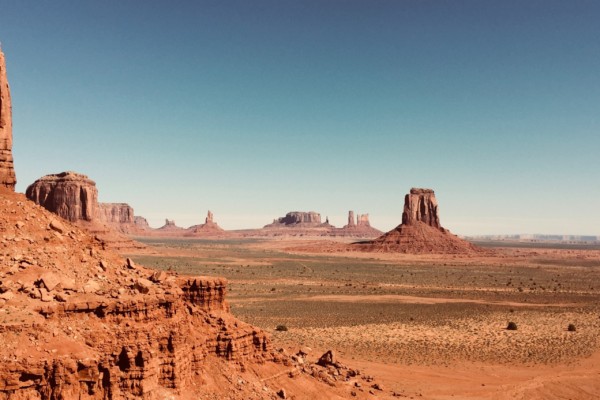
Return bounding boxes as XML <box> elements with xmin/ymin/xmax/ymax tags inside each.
<box><xmin>0</xmin><ymin>48</ymin><xmax>16</xmax><ymax>190</ymax></box>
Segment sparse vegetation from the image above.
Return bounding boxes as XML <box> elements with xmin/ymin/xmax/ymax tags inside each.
<box><xmin>275</xmin><ymin>325</ymin><xmax>288</xmax><ymax>332</ymax></box>
<box><xmin>568</xmin><ymin>324</ymin><xmax>576</xmax><ymax>332</ymax></box>
<box><xmin>506</xmin><ymin>321</ymin><xmax>518</xmax><ymax>331</ymax></box>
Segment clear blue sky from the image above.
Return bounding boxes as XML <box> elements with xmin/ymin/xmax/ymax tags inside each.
<box><xmin>1</xmin><ymin>1</ymin><xmax>599</xmax><ymax>234</ymax></box>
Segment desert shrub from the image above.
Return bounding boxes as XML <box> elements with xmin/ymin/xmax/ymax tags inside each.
<box><xmin>567</xmin><ymin>324</ymin><xmax>576</xmax><ymax>332</ymax></box>
<box><xmin>506</xmin><ymin>321</ymin><xmax>518</xmax><ymax>331</ymax></box>
<box><xmin>275</xmin><ymin>325</ymin><xmax>288</xmax><ymax>332</ymax></box>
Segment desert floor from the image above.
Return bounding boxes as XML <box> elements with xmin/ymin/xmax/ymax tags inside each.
<box><xmin>127</xmin><ymin>238</ymin><xmax>600</xmax><ymax>399</ymax></box>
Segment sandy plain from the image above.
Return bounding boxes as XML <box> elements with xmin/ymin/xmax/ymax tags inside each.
<box><xmin>127</xmin><ymin>237</ymin><xmax>600</xmax><ymax>399</ymax></box>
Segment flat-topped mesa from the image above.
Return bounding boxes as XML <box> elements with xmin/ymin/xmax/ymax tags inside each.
<box><xmin>0</xmin><ymin>49</ymin><xmax>16</xmax><ymax>190</ymax></box>
<box><xmin>402</xmin><ymin>188</ymin><xmax>441</xmax><ymax>229</ymax></box>
<box><xmin>97</xmin><ymin>203</ymin><xmax>134</xmax><ymax>224</ymax></box>
<box><xmin>267</xmin><ymin>211</ymin><xmax>322</xmax><ymax>227</ymax></box>
<box><xmin>26</xmin><ymin>171</ymin><xmax>98</xmax><ymax>222</ymax></box>
<box><xmin>281</xmin><ymin>211</ymin><xmax>321</xmax><ymax>225</ymax></box>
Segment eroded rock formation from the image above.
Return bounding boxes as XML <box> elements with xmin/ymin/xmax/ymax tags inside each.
<box><xmin>402</xmin><ymin>188</ymin><xmax>441</xmax><ymax>229</ymax></box>
<box><xmin>266</xmin><ymin>211</ymin><xmax>322</xmax><ymax>227</ymax></box>
<box><xmin>356</xmin><ymin>188</ymin><xmax>479</xmax><ymax>254</ymax></box>
<box><xmin>347</xmin><ymin>211</ymin><xmax>356</xmax><ymax>227</ymax></box>
<box><xmin>0</xmin><ymin>190</ymin><xmax>272</xmax><ymax>399</ymax></box>
<box><xmin>357</xmin><ymin>213</ymin><xmax>371</xmax><ymax>227</ymax></box>
<box><xmin>332</xmin><ymin>211</ymin><xmax>382</xmax><ymax>238</ymax></box>
<box><xmin>97</xmin><ymin>203</ymin><xmax>134</xmax><ymax>224</ymax></box>
<box><xmin>134</xmin><ymin>216</ymin><xmax>150</xmax><ymax>229</ymax></box>
<box><xmin>157</xmin><ymin>219</ymin><xmax>183</xmax><ymax>231</ymax></box>
<box><xmin>26</xmin><ymin>172</ymin><xmax>98</xmax><ymax>222</ymax></box>
<box><xmin>0</xmin><ymin>49</ymin><xmax>16</xmax><ymax>190</ymax></box>
<box><xmin>186</xmin><ymin>210</ymin><xmax>227</xmax><ymax>237</ymax></box>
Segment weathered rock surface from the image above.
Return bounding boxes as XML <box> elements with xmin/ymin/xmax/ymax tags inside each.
<box><xmin>96</xmin><ymin>203</ymin><xmax>151</xmax><ymax>235</ymax></box>
<box><xmin>266</xmin><ymin>211</ymin><xmax>322</xmax><ymax>227</ymax></box>
<box><xmin>402</xmin><ymin>188</ymin><xmax>441</xmax><ymax>229</ymax></box>
<box><xmin>97</xmin><ymin>202</ymin><xmax>134</xmax><ymax>224</ymax></box>
<box><xmin>25</xmin><ymin>172</ymin><xmax>98</xmax><ymax>222</ymax></box>
<box><xmin>0</xmin><ymin>189</ymin><xmax>272</xmax><ymax>399</ymax></box>
<box><xmin>0</xmin><ymin>49</ymin><xmax>16</xmax><ymax>190</ymax></box>
<box><xmin>134</xmin><ymin>216</ymin><xmax>150</xmax><ymax>229</ymax></box>
<box><xmin>356</xmin><ymin>188</ymin><xmax>479</xmax><ymax>254</ymax></box>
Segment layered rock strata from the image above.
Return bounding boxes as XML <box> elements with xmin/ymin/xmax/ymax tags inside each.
<box><xmin>25</xmin><ymin>172</ymin><xmax>98</xmax><ymax>222</ymax></box>
<box><xmin>0</xmin><ymin>49</ymin><xmax>16</xmax><ymax>190</ymax></box>
<box><xmin>266</xmin><ymin>211</ymin><xmax>322</xmax><ymax>227</ymax></box>
<box><xmin>0</xmin><ymin>190</ymin><xmax>271</xmax><ymax>399</ymax></box>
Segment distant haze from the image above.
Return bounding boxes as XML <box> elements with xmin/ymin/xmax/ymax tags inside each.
<box><xmin>1</xmin><ymin>1</ymin><xmax>599</xmax><ymax>235</ymax></box>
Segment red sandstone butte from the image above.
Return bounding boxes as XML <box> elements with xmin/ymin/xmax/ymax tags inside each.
<box><xmin>26</xmin><ymin>172</ymin><xmax>98</xmax><ymax>222</ymax></box>
<box><xmin>357</xmin><ymin>188</ymin><xmax>479</xmax><ymax>254</ymax></box>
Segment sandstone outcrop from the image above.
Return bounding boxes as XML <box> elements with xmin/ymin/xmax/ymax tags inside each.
<box><xmin>1</xmin><ymin>188</ymin><xmax>273</xmax><ymax>399</ymax></box>
<box><xmin>356</xmin><ymin>188</ymin><xmax>479</xmax><ymax>254</ymax></box>
<box><xmin>332</xmin><ymin>211</ymin><xmax>382</xmax><ymax>238</ymax></box>
<box><xmin>266</xmin><ymin>211</ymin><xmax>322</xmax><ymax>227</ymax></box>
<box><xmin>2</xmin><ymin>185</ymin><xmax>368</xmax><ymax>399</ymax></box>
<box><xmin>402</xmin><ymin>188</ymin><xmax>441</xmax><ymax>229</ymax></box>
<box><xmin>96</xmin><ymin>203</ymin><xmax>151</xmax><ymax>235</ymax></box>
<box><xmin>0</xmin><ymin>49</ymin><xmax>16</xmax><ymax>190</ymax></box>
<box><xmin>186</xmin><ymin>210</ymin><xmax>228</xmax><ymax>237</ymax></box>
<box><xmin>25</xmin><ymin>172</ymin><xmax>98</xmax><ymax>222</ymax></box>
<box><xmin>347</xmin><ymin>211</ymin><xmax>356</xmax><ymax>227</ymax></box>
<box><xmin>134</xmin><ymin>216</ymin><xmax>150</xmax><ymax>229</ymax></box>
<box><xmin>97</xmin><ymin>202</ymin><xmax>134</xmax><ymax>224</ymax></box>
<box><xmin>357</xmin><ymin>213</ymin><xmax>371</xmax><ymax>227</ymax></box>
<box><xmin>157</xmin><ymin>219</ymin><xmax>183</xmax><ymax>232</ymax></box>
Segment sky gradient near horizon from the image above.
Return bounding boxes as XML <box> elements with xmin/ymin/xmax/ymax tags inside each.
<box><xmin>1</xmin><ymin>1</ymin><xmax>599</xmax><ymax>235</ymax></box>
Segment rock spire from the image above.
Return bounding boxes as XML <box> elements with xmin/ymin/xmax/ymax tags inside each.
<box><xmin>0</xmin><ymin>48</ymin><xmax>16</xmax><ymax>190</ymax></box>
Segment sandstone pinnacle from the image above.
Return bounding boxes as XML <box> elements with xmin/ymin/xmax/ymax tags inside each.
<box><xmin>0</xmin><ymin>48</ymin><xmax>16</xmax><ymax>190</ymax></box>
